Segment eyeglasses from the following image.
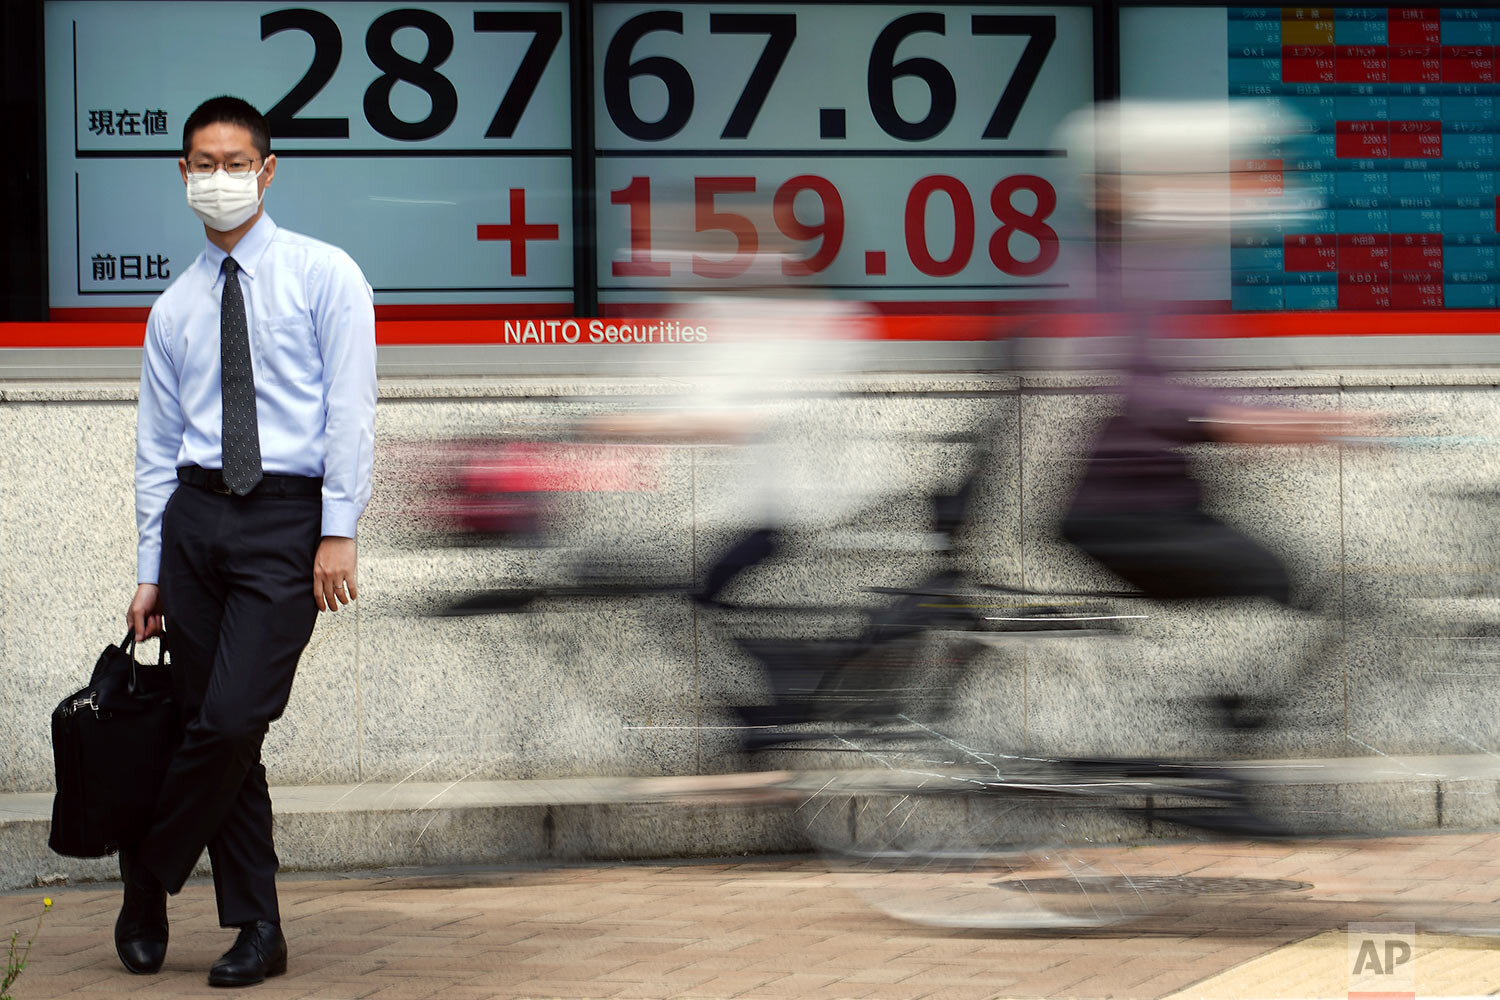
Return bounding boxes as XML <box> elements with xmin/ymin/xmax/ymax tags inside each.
<box><xmin>186</xmin><ymin>157</ymin><xmax>262</xmax><ymax>178</ymax></box>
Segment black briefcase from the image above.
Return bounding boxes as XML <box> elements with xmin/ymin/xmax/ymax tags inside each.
<box><xmin>49</xmin><ymin>632</ymin><xmax>177</xmax><ymax>858</ymax></box>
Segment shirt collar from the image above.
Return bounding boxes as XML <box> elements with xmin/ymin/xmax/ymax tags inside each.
<box><xmin>201</xmin><ymin>212</ymin><xmax>278</xmax><ymax>281</ymax></box>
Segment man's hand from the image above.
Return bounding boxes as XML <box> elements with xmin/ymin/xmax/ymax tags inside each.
<box><xmin>314</xmin><ymin>536</ymin><xmax>358</xmax><ymax>612</ymax></box>
<box><xmin>128</xmin><ymin>583</ymin><xmax>164</xmax><ymax>642</ymax></box>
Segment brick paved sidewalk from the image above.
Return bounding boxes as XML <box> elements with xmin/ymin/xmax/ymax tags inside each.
<box><xmin>6</xmin><ymin>835</ymin><xmax>1500</xmax><ymax>1000</ymax></box>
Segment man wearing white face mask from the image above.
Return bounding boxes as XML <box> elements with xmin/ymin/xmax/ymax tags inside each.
<box><xmin>120</xmin><ymin>96</ymin><xmax>376</xmax><ymax>988</ymax></box>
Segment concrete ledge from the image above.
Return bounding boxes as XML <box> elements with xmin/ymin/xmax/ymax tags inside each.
<box><xmin>0</xmin><ymin>775</ymin><xmax>805</xmax><ymax>891</ymax></box>
<box><xmin>9</xmin><ymin>369</ymin><xmax>1500</xmax><ymax>403</ymax></box>
<box><xmin>8</xmin><ymin>760</ymin><xmax>1500</xmax><ymax>892</ymax></box>
<box><xmin>0</xmin><ymin>373</ymin><xmax>1020</xmax><ymax>402</ymax></box>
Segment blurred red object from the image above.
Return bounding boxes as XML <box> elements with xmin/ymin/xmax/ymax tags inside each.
<box><xmin>417</xmin><ymin>440</ymin><xmax>665</xmax><ymax>539</ymax></box>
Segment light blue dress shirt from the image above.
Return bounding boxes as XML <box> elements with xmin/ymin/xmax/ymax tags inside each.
<box><xmin>136</xmin><ymin>213</ymin><xmax>377</xmax><ymax>584</ymax></box>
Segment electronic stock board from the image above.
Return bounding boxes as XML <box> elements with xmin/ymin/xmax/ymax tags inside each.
<box><xmin>40</xmin><ymin>2</ymin><xmax>1500</xmax><ymax>327</ymax></box>
<box><xmin>43</xmin><ymin>1</ymin><xmax>1096</xmax><ymax>318</ymax></box>
<box><xmin>1124</xmin><ymin>6</ymin><xmax>1500</xmax><ymax>312</ymax></box>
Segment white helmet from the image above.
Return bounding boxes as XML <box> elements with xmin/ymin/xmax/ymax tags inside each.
<box><xmin>1054</xmin><ymin>100</ymin><xmax>1318</xmax><ymax>230</ymax></box>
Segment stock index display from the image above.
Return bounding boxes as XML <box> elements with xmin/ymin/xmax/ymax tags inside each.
<box><xmin>1229</xmin><ymin>7</ymin><xmax>1500</xmax><ymax>312</ymax></box>
<box><xmin>43</xmin><ymin>1</ymin><xmax>1097</xmax><ymax>315</ymax></box>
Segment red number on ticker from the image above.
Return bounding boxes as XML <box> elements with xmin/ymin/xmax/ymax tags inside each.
<box><xmin>773</xmin><ymin>175</ymin><xmax>845</xmax><ymax>275</ymax></box>
<box><xmin>990</xmin><ymin>174</ymin><xmax>1058</xmax><ymax>277</ymax></box>
<box><xmin>692</xmin><ymin>175</ymin><xmax>846</xmax><ymax>277</ymax></box>
<box><xmin>611</xmin><ymin>176</ymin><xmax>669</xmax><ymax>276</ymax></box>
<box><xmin>694</xmin><ymin>176</ymin><xmax>759</xmax><ymax>278</ymax></box>
<box><xmin>905</xmin><ymin>175</ymin><xmax>977</xmax><ymax>277</ymax></box>
<box><xmin>905</xmin><ymin>175</ymin><xmax>1058</xmax><ymax>277</ymax></box>
<box><xmin>608</xmin><ymin>173</ymin><xmax>1058</xmax><ymax>279</ymax></box>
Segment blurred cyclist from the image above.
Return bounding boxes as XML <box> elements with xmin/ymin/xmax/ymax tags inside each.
<box><xmin>1052</xmin><ymin>101</ymin><xmax>1358</xmax><ymax>833</ymax></box>
<box><xmin>593</xmin><ymin>191</ymin><xmax>901</xmax><ymax>606</ymax></box>
<box><xmin>1057</xmin><ymin>100</ymin><xmax>1345</xmax><ymax>610</ymax></box>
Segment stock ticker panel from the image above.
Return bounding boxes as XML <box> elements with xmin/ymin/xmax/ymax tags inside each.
<box><xmin>45</xmin><ymin>2</ymin><xmax>1097</xmax><ymax>312</ymax></box>
<box><xmin>1231</xmin><ymin>7</ymin><xmax>1500</xmax><ymax>311</ymax></box>
<box><xmin>592</xmin><ymin>3</ymin><xmax>1097</xmax><ymax>307</ymax></box>
<box><xmin>44</xmin><ymin>2</ymin><xmax>576</xmax><ymax>311</ymax></box>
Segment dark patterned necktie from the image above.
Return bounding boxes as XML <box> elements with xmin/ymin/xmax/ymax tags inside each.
<box><xmin>219</xmin><ymin>257</ymin><xmax>263</xmax><ymax>495</ymax></box>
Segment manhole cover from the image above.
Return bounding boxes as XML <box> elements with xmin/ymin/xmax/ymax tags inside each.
<box><xmin>995</xmin><ymin>875</ymin><xmax>1312</xmax><ymax>896</ymax></box>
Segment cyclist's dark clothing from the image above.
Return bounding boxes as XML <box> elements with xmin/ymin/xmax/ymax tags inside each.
<box><xmin>699</xmin><ymin>528</ymin><xmax>778</xmax><ymax>604</ymax></box>
<box><xmin>1063</xmin><ymin>334</ymin><xmax>1292</xmax><ymax>606</ymax></box>
<box><xmin>1068</xmin><ymin>362</ymin><xmax>1216</xmax><ymax>516</ymax></box>
<box><xmin>1061</xmin><ymin>509</ymin><xmax>1291</xmax><ymax>605</ymax></box>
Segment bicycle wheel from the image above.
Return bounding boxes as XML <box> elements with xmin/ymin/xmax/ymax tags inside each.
<box><xmin>785</xmin><ymin>755</ymin><xmax>1193</xmax><ymax>929</ymax></box>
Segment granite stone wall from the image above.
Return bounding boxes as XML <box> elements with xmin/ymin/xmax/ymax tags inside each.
<box><xmin>5</xmin><ymin>371</ymin><xmax>1500</xmax><ymax>794</ymax></box>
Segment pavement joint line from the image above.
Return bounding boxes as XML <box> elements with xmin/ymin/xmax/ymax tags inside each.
<box><xmin>13</xmin><ymin>752</ymin><xmax>1500</xmax><ymax>826</ymax></box>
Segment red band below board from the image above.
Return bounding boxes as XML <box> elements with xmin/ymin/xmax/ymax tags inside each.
<box><xmin>5</xmin><ymin>311</ymin><xmax>1500</xmax><ymax>348</ymax></box>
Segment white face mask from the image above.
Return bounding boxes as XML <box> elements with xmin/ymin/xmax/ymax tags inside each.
<box><xmin>185</xmin><ymin>160</ymin><xmax>268</xmax><ymax>232</ymax></box>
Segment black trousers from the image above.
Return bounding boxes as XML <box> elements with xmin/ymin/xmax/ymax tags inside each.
<box><xmin>136</xmin><ymin>483</ymin><xmax>321</xmax><ymax>927</ymax></box>
<box><xmin>1061</xmin><ymin>508</ymin><xmax>1292</xmax><ymax>606</ymax></box>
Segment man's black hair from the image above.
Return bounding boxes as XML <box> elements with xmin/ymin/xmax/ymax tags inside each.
<box><xmin>182</xmin><ymin>96</ymin><xmax>271</xmax><ymax>161</ymax></box>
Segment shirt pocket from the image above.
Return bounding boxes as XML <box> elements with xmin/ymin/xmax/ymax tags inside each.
<box><xmin>253</xmin><ymin>315</ymin><xmax>319</xmax><ymax>385</ymax></box>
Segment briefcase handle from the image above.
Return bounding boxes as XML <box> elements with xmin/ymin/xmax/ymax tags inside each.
<box><xmin>118</xmin><ymin>630</ymin><xmax>167</xmax><ymax>697</ymax></box>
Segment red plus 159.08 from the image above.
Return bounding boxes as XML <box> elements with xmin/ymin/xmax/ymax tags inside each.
<box><xmin>608</xmin><ymin>174</ymin><xmax>1059</xmax><ymax>281</ymax></box>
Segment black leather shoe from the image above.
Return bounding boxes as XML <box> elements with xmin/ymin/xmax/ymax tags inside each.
<box><xmin>115</xmin><ymin>851</ymin><xmax>168</xmax><ymax>975</ymax></box>
<box><xmin>208</xmin><ymin>920</ymin><xmax>287</xmax><ymax>988</ymax></box>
